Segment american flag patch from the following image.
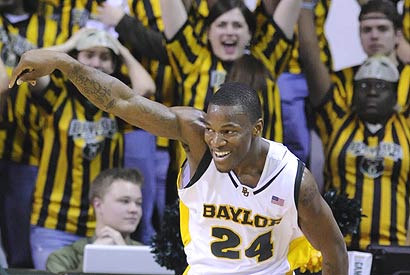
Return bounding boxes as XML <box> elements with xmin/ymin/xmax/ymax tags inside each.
<box><xmin>271</xmin><ymin>195</ymin><xmax>284</xmax><ymax>206</ymax></box>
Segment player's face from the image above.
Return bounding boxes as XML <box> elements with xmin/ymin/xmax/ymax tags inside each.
<box><xmin>95</xmin><ymin>180</ymin><xmax>142</xmax><ymax>234</ymax></box>
<box><xmin>353</xmin><ymin>79</ymin><xmax>397</xmax><ymax>123</ymax></box>
<box><xmin>204</xmin><ymin>104</ymin><xmax>254</xmax><ymax>172</ymax></box>
<box><xmin>359</xmin><ymin>13</ymin><xmax>399</xmax><ymax>57</ymax></box>
<box><xmin>77</xmin><ymin>47</ymin><xmax>116</xmax><ymax>75</ymax></box>
<box><xmin>207</xmin><ymin>8</ymin><xmax>252</xmax><ymax>62</ymax></box>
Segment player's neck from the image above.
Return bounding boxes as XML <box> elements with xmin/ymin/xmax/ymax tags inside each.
<box><xmin>233</xmin><ymin>138</ymin><xmax>269</xmax><ymax>188</ymax></box>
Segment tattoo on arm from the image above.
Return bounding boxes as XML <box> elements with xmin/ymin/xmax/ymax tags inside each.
<box><xmin>67</xmin><ymin>66</ymin><xmax>117</xmax><ymax>111</ymax></box>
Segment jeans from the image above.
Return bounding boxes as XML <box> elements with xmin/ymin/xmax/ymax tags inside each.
<box><xmin>124</xmin><ymin>129</ymin><xmax>157</xmax><ymax>244</ymax></box>
<box><xmin>0</xmin><ymin>160</ymin><xmax>38</xmax><ymax>268</ymax></box>
<box><xmin>154</xmin><ymin>148</ymin><xmax>170</xmax><ymax>224</ymax></box>
<box><xmin>277</xmin><ymin>73</ymin><xmax>311</xmax><ymax>163</ymax></box>
<box><xmin>30</xmin><ymin>225</ymin><xmax>82</xmax><ymax>270</ymax></box>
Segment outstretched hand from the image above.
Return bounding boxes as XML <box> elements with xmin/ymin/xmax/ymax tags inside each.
<box><xmin>9</xmin><ymin>49</ymin><xmax>63</xmax><ymax>88</ymax></box>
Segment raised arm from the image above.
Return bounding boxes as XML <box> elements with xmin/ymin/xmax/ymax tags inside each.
<box><xmin>298</xmin><ymin>6</ymin><xmax>332</xmax><ymax>107</ymax></box>
<box><xmin>96</xmin><ymin>2</ymin><xmax>169</xmax><ymax>63</ymax></box>
<box><xmin>159</xmin><ymin>0</ymin><xmax>188</xmax><ymax>39</ymax></box>
<box><xmin>9</xmin><ymin>50</ymin><xmax>207</xmax><ymax>162</ymax></box>
<box><xmin>297</xmin><ymin>168</ymin><xmax>348</xmax><ymax>274</ymax></box>
<box><xmin>273</xmin><ymin>0</ymin><xmax>302</xmax><ymax>39</ymax></box>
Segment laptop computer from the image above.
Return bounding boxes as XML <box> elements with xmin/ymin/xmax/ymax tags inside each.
<box><xmin>82</xmin><ymin>245</ymin><xmax>174</xmax><ymax>275</ymax></box>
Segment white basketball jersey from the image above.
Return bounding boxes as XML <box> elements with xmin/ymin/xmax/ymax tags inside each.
<box><xmin>178</xmin><ymin>140</ymin><xmax>309</xmax><ymax>275</ymax></box>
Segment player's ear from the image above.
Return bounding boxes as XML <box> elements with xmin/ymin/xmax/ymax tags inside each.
<box><xmin>253</xmin><ymin>118</ymin><xmax>263</xmax><ymax>136</ymax></box>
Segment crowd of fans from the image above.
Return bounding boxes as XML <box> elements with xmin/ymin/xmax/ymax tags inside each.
<box><xmin>0</xmin><ymin>0</ymin><xmax>409</xmax><ymax>273</ymax></box>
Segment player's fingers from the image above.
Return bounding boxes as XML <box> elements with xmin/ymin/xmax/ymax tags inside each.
<box><xmin>15</xmin><ymin>70</ymin><xmax>39</xmax><ymax>86</ymax></box>
<box><xmin>9</xmin><ymin>66</ymin><xmax>33</xmax><ymax>88</ymax></box>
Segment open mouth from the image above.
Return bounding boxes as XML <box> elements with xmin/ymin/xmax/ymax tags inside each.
<box><xmin>213</xmin><ymin>150</ymin><xmax>231</xmax><ymax>159</ymax></box>
<box><xmin>222</xmin><ymin>41</ymin><xmax>237</xmax><ymax>55</ymax></box>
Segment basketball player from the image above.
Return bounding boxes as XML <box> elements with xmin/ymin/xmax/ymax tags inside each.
<box><xmin>9</xmin><ymin>49</ymin><xmax>348</xmax><ymax>274</ymax></box>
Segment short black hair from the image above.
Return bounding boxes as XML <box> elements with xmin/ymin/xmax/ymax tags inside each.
<box><xmin>209</xmin><ymin>82</ymin><xmax>262</xmax><ymax>123</ymax></box>
<box><xmin>359</xmin><ymin>0</ymin><xmax>402</xmax><ymax>30</ymax></box>
<box><xmin>205</xmin><ymin>0</ymin><xmax>255</xmax><ymax>35</ymax></box>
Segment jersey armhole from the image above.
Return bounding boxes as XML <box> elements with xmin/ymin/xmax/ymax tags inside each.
<box><xmin>294</xmin><ymin>159</ymin><xmax>305</xmax><ymax>210</ymax></box>
<box><xmin>184</xmin><ymin>149</ymin><xmax>212</xmax><ymax>188</ymax></box>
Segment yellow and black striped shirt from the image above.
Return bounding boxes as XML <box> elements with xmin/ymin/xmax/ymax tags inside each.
<box><xmin>258</xmin><ymin>78</ymin><xmax>283</xmax><ymax>142</ymax></box>
<box><xmin>30</xmin><ymin>75</ymin><xmax>124</xmax><ymax>236</ymax></box>
<box><xmin>0</xmin><ymin>14</ymin><xmax>59</xmax><ymax>165</ymax></box>
<box><xmin>128</xmin><ymin>0</ymin><xmax>178</xmax><ymax>148</ymax></box>
<box><xmin>38</xmin><ymin>0</ymin><xmax>99</xmax><ymax>42</ymax></box>
<box><xmin>315</xmin><ymin>77</ymin><xmax>410</xmax><ymax>251</ymax></box>
<box><xmin>166</xmin><ymin>8</ymin><xmax>292</xmax><ymax>112</ymax></box>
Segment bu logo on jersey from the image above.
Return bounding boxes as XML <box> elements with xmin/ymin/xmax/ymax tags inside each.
<box><xmin>242</xmin><ymin>187</ymin><xmax>249</xmax><ymax>197</ymax></box>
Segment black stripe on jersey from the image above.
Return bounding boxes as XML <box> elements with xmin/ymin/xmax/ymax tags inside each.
<box><xmin>275</xmin><ymin>51</ymin><xmax>291</xmax><ymax>80</ymax></box>
<box><xmin>21</xmin><ymin>92</ymin><xmax>36</xmax><ymax>163</ymax></box>
<box><xmin>131</xmin><ymin>0</ymin><xmax>138</xmax><ymax>16</ymax></box>
<box><xmin>76</xmin><ymin>103</ymin><xmax>94</xmax><ymax>236</ymax></box>
<box><xmin>77</xmin><ymin>149</ymin><xmax>90</xmax><ymax>236</ymax></box>
<box><xmin>188</xmin><ymin>64</ymin><xmax>203</xmax><ymax>108</ymax></box>
<box><xmin>201</xmin><ymin>57</ymin><xmax>219</xmax><ymax>110</ymax></box>
<box><xmin>370</xmin><ymin>167</ymin><xmax>382</xmax><ymax>245</ymax></box>
<box><xmin>85</xmin><ymin>0</ymin><xmax>93</xmax><ymax>14</ymax></box>
<box><xmin>314</xmin><ymin>87</ymin><xmax>333</xmax><ymax>131</ymax></box>
<box><xmin>16</xmin><ymin>15</ymin><xmax>29</xmax><ymax>37</ymax></box>
<box><xmin>142</xmin><ymin>0</ymin><xmax>158</xmax><ymax>31</ymax></box>
<box><xmin>331</xmin><ymin>93</ymin><xmax>347</xmax><ymax>120</ymax></box>
<box><xmin>169</xmin><ymin>22</ymin><xmax>196</xmax><ymax>65</ymax></box>
<box><xmin>37</xmin><ymin>115</ymin><xmax>61</xmax><ymax>227</ymax></box>
<box><xmin>349</xmin><ymin>128</ymin><xmax>364</xmax><ymax>249</ymax></box>
<box><xmin>330</xmin><ymin>115</ymin><xmax>357</xmax><ymax>193</ymax></box>
<box><xmin>67</xmin><ymin>0</ymin><xmax>77</xmax><ymax>34</ymax></box>
<box><xmin>253</xmin><ymin>164</ymin><xmax>287</xmax><ymax>195</ymax></box>
<box><xmin>56</xmin><ymin>100</ymin><xmax>76</xmax><ymax>232</ymax></box>
<box><xmin>37</xmin><ymin>16</ymin><xmax>46</xmax><ymax>47</ymax></box>
<box><xmin>155</xmin><ymin>65</ymin><xmax>165</xmax><ymax>103</ymax></box>
<box><xmin>261</xmin><ymin>20</ymin><xmax>279</xmax><ymax>57</ymax></box>
<box><xmin>294</xmin><ymin>159</ymin><xmax>305</xmax><ymax>210</ymax></box>
<box><xmin>389</xmin><ymin>125</ymin><xmax>401</xmax><ymax>244</ymax></box>
<box><xmin>185</xmin><ymin>149</ymin><xmax>212</xmax><ymax>188</ymax></box>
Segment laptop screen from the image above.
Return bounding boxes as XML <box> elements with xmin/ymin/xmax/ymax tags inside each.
<box><xmin>82</xmin><ymin>245</ymin><xmax>174</xmax><ymax>275</ymax></box>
